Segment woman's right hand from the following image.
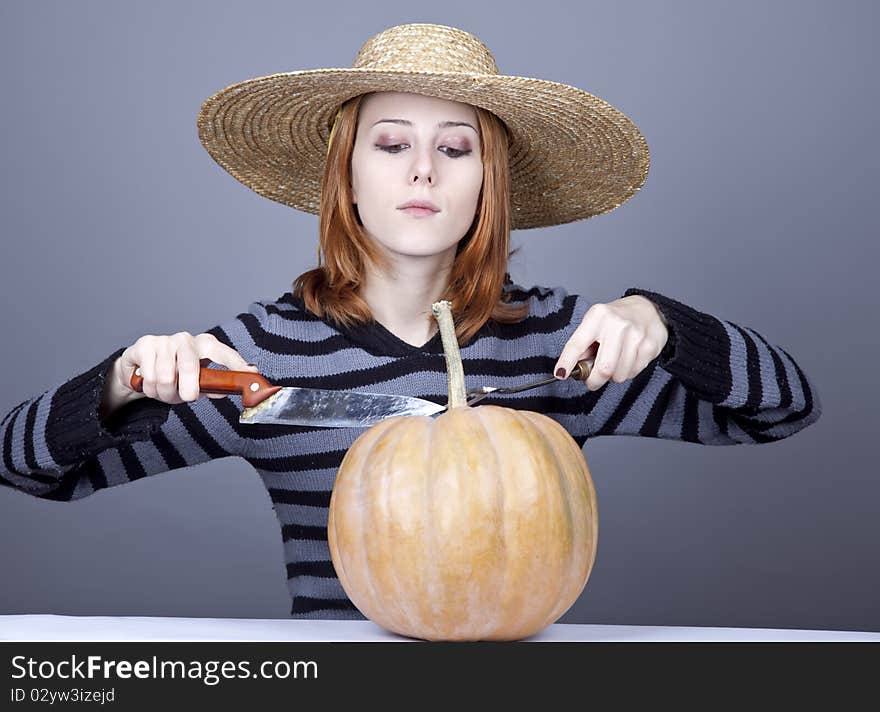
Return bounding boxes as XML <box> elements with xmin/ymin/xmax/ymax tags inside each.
<box><xmin>107</xmin><ymin>332</ymin><xmax>259</xmax><ymax>407</ymax></box>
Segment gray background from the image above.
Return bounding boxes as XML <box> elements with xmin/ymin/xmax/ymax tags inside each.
<box><xmin>1</xmin><ymin>0</ymin><xmax>876</xmax><ymax>632</ymax></box>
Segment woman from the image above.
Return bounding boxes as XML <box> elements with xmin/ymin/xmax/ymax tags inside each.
<box><xmin>0</xmin><ymin>24</ymin><xmax>821</xmax><ymax>619</ymax></box>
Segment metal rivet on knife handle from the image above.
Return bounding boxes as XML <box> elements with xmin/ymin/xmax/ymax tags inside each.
<box><xmin>130</xmin><ymin>366</ymin><xmax>283</xmax><ymax>407</ymax></box>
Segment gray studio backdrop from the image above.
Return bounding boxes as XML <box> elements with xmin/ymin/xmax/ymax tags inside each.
<box><xmin>1</xmin><ymin>0</ymin><xmax>876</xmax><ymax>632</ymax></box>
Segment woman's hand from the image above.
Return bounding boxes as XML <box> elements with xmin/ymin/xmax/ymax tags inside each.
<box><xmin>554</xmin><ymin>295</ymin><xmax>669</xmax><ymax>391</ymax></box>
<box><xmin>100</xmin><ymin>332</ymin><xmax>259</xmax><ymax>422</ymax></box>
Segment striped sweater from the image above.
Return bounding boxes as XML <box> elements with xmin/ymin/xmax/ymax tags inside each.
<box><xmin>0</xmin><ymin>284</ymin><xmax>822</xmax><ymax>618</ymax></box>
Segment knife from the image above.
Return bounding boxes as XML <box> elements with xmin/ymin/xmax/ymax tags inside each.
<box><xmin>129</xmin><ymin>359</ymin><xmax>592</xmax><ymax>429</ymax></box>
<box><xmin>129</xmin><ymin>367</ymin><xmax>445</xmax><ymax>427</ymax></box>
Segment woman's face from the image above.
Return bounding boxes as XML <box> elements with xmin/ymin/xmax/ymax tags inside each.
<box><xmin>350</xmin><ymin>91</ymin><xmax>483</xmax><ymax>262</ymax></box>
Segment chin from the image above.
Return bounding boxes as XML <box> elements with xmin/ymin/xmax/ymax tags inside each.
<box><xmin>389</xmin><ymin>247</ymin><xmax>452</xmax><ymax>259</ymax></box>
<box><xmin>378</xmin><ymin>236</ymin><xmax>461</xmax><ymax>259</ymax></box>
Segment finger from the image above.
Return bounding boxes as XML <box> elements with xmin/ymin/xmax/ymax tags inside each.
<box><xmin>195</xmin><ymin>334</ymin><xmax>259</xmax><ymax>373</ymax></box>
<box><xmin>155</xmin><ymin>339</ymin><xmax>183</xmax><ymax>404</ymax></box>
<box><xmin>117</xmin><ymin>344</ymin><xmax>144</xmax><ymax>394</ymax></box>
<box><xmin>612</xmin><ymin>334</ymin><xmax>640</xmax><ymax>383</ymax></box>
<box><xmin>587</xmin><ymin>331</ymin><xmax>623</xmax><ymax>391</ymax></box>
<box><xmin>197</xmin><ymin>337</ymin><xmax>259</xmax><ymax>400</ymax></box>
<box><xmin>560</xmin><ymin>342</ymin><xmax>598</xmax><ymax>385</ymax></box>
<box><xmin>121</xmin><ymin>339</ymin><xmax>166</xmax><ymax>395</ymax></box>
<box><xmin>137</xmin><ymin>346</ymin><xmax>160</xmax><ymax>400</ymax></box>
<box><xmin>554</xmin><ymin>309</ymin><xmax>602</xmax><ymax>379</ymax></box>
<box><xmin>175</xmin><ymin>341</ymin><xmax>202</xmax><ymax>402</ymax></box>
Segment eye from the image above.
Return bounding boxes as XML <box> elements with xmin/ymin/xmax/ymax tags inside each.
<box><xmin>374</xmin><ymin>143</ymin><xmax>472</xmax><ymax>158</ymax></box>
<box><xmin>440</xmin><ymin>146</ymin><xmax>472</xmax><ymax>158</ymax></box>
<box><xmin>377</xmin><ymin>143</ymin><xmax>408</xmax><ymax>154</ymax></box>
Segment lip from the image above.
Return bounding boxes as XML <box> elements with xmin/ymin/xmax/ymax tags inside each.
<box><xmin>398</xmin><ymin>200</ymin><xmax>440</xmax><ymax>212</ymax></box>
<box><xmin>400</xmin><ymin>206</ymin><xmax>439</xmax><ymax>217</ymax></box>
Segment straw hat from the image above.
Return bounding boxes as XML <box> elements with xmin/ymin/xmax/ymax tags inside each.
<box><xmin>197</xmin><ymin>22</ymin><xmax>650</xmax><ymax>230</ymax></box>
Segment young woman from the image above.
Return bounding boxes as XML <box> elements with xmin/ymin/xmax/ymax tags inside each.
<box><xmin>0</xmin><ymin>24</ymin><xmax>821</xmax><ymax>619</ymax></box>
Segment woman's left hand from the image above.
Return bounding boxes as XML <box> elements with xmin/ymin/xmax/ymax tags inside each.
<box><xmin>554</xmin><ymin>295</ymin><xmax>669</xmax><ymax>391</ymax></box>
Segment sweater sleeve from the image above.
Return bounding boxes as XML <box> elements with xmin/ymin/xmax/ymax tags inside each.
<box><xmin>548</xmin><ymin>287</ymin><xmax>822</xmax><ymax>445</ymax></box>
<box><xmin>0</xmin><ymin>301</ymin><xmax>271</xmax><ymax>501</ymax></box>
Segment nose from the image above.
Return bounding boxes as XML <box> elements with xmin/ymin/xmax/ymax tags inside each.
<box><xmin>409</xmin><ymin>144</ymin><xmax>434</xmax><ymax>185</ymax></box>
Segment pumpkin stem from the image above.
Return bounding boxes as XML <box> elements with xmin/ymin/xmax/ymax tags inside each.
<box><xmin>431</xmin><ymin>300</ymin><xmax>468</xmax><ymax>409</ymax></box>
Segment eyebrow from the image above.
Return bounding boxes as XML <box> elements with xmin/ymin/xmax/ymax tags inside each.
<box><xmin>371</xmin><ymin>118</ymin><xmax>478</xmax><ymax>133</ymax></box>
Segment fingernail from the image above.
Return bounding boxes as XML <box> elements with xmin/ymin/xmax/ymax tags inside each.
<box><xmin>555</xmin><ymin>367</ymin><xmax>567</xmax><ymax>379</ymax></box>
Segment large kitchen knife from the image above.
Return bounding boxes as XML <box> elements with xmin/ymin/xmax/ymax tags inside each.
<box><xmin>130</xmin><ymin>367</ymin><xmax>446</xmax><ymax>428</ymax></box>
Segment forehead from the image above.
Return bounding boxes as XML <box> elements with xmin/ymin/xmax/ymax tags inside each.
<box><xmin>359</xmin><ymin>91</ymin><xmax>478</xmax><ymax>125</ymax></box>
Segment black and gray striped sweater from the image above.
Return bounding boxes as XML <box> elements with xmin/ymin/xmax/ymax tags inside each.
<box><xmin>0</xmin><ymin>284</ymin><xmax>822</xmax><ymax>618</ymax></box>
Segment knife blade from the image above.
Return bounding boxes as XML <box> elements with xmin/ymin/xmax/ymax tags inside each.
<box><xmin>130</xmin><ymin>367</ymin><xmax>446</xmax><ymax>428</ymax></box>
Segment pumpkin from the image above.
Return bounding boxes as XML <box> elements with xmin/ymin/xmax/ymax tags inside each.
<box><xmin>327</xmin><ymin>300</ymin><xmax>598</xmax><ymax>641</ymax></box>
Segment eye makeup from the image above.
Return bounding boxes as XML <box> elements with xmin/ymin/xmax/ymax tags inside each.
<box><xmin>373</xmin><ymin>135</ymin><xmax>474</xmax><ymax>157</ymax></box>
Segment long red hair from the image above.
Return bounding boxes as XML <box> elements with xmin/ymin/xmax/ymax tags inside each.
<box><xmin>292</xmin><ymin>93</ymin><xmax>529</xmax><ymax>345</ymax></box>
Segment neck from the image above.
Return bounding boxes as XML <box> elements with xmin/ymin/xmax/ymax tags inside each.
<box><xmin>360</xmin><ymin>250</ymin><xmax>455</xmax><ymax>344</ymax></box>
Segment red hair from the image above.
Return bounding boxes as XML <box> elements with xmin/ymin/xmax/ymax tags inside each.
<box><xmin>292</xmin><ymin>93</ymin><xmax>529</xmax><ymax>346</ymax></box>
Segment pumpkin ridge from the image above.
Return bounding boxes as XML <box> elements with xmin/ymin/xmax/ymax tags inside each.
<box><xmin>473</xmin><ymin>405</ymin><xmax>508</xmax><ymax>638</ymax></box>
<box><xmin>356</xmin><ymin>423</ymin><xmax>400</xmax><ymax>622</ymax></box>
<box><xmin>384</xmin><ymin>417</ymin><xmax>430</xmax><ymax>633</ymax></box>
<box><xmin>536</xmin><ymin>413</ymin><xmax>599</xmax><ymax>588</ymax></box>
<box><xmin>558</xmin><ymin>416</ymin><xmax>599</xmax><ymax>591</ymax></box>
<box><xmin>522</xmin><ymin>410</ymin><xmax>598</xmax><ymax>615</ymax></box>
<box><xmin>474</xmin><ymin>405</ymin><xmax>546</xmax><ymax>637</ymax></box>
<box><xmin>423</xmin><ymin>412</ymin><xmax>439</xmax><ymax>630</ymax></box>
<box><xmin>429</xmin><ymin>408</ymin><xmax>481</xmax><ymax>638</ymax></box>
<box><xmin>329</xmin><ymin>420</ymin><xmax>396</xmax><ymax>616</ymax></box>
<box><xmin>504</xmin><ymin>407</ymin><xmax>568</xmax><ymax>637</ymax></box>
<box><xmin>518</xmin><ymin>410</ymin><xmax>579</xmax><ymax>625</ymax></box>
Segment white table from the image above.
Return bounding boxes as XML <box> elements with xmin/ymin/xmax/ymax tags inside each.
<box><xmin>1</xmin><ymin>614</ymin><xmax>878</xmax><ymax>642</ymax></box>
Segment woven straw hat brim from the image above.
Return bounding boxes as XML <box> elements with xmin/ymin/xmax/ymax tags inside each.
<box><xmin>197</xmin><ymin>67</ymin><xmax>650</xmax><ymax>230</ymax></box>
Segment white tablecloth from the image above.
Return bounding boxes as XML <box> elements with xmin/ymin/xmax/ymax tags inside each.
<box><xmin>1</xmin><ymin>615</ymin><xmax>877</xmax><ymax>642</ymax></box>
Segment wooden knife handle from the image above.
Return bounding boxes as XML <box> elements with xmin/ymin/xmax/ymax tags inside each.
<box><xmin>130</xmin><ymin>367</ymin><xmax>283</xmax><ymax>408</ymax></box>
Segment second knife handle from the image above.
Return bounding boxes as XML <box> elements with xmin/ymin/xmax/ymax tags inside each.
<box><xmin>569</xmin><ymin>358</ymin><xmax>595</xmax><ymax>382</ymax></box>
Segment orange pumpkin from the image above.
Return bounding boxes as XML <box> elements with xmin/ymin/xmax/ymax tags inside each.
<box><xmin>327</xmin><ymin>301</ymin><xmax>598</xmax><ymax>641</ymax></box>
